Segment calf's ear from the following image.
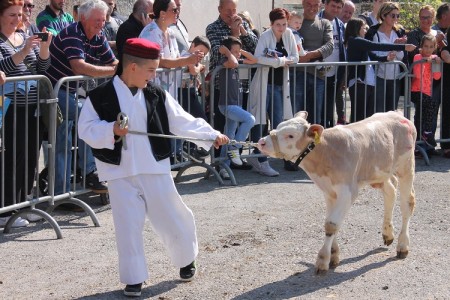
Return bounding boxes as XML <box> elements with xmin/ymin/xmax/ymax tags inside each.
<box><xmin>294</xmin><ymin>111</ymin><xmax>308</xmax><ymax>120</ymax></box>
<box><xmin>306</xmin><ymin>124</ymin><xmax>324</xmax><ymax>142</ymax></box>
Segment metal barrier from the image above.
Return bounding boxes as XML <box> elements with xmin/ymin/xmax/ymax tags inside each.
<box><xmin>407</xmin><ymin>59</ymin><xmax>447</xmax><ymax>165</ymax></box>
<box><xmin>2</xmin><ymin>59</ymin><xmax>444</xmax><ymax>237</ymax></box>
<box><xmin>208</xmin><ymin>60</ymin><xmax>411</xmax><ymax>183</ymax></box>
<box><xmin>0</xmin><ymin>75</ymin><xmax>62</xmax><ymax>238</ymax></box>
<box><xmin>155</xmin><ymin>67</ymin><xmax>224</xmax><ymax>184</ymax></box>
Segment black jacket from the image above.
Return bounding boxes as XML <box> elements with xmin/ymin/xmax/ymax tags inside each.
<box><xmin>88</xmin><ymin>80</ymin><xmax>172</xmax><ymax>165</ymax></box>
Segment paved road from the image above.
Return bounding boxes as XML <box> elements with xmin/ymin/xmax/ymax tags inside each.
<box><xmin>1</xmin><ymin>155</ymin><xmax>449</xmax><ymax>299</ymax></box>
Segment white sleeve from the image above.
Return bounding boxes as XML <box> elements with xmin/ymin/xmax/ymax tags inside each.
<box><xmin>164</xmin><ymin>91</ymin><xmax>220</xmax><ymax>149</ymax></box>
<box><xmin>78</xmin><ymin>98</ymin><xmax>116</xmax><ymax>150</ymax></box>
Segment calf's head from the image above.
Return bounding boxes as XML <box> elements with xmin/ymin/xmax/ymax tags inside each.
<box><xmin>257</xmin><ymin>112</ymin><xmax>324</xmax><ymax>161</ymax></box>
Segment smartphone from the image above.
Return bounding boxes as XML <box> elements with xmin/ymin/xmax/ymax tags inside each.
<box><xmin>35</xmin><ymin>32</ymin><xmax>48</xmax><ymax>42</ymax></box>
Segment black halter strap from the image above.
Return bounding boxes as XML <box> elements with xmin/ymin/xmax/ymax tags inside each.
<box><xmin>293</xmin><ymin>142</ymin><xmax>316</xmax><ymax>167</ymax></box>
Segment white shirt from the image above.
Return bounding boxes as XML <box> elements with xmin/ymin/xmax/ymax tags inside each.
<box><xmin>323</xmin><ymin>19</ymin><xmax>340</xmax><ymax>77</ymax></box>
<box><xmin>372</xmin><ymin>30</ymin><xmax>404</xmax><ymax>80</ymax></box>
<box><xmin>78</xmin><ymin>76</ymin><xmax>220</xmax><ymax>181</ymax></box>
<box><xmin>139</xmin><ymin>22</ymin><xmax>181</xmax><ymax>97</ymax></box>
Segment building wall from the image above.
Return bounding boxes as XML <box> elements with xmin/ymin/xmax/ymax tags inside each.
<box><xmin>31</xmin><ymin>0</ymin><xmax>272</xmax><ymax>42</ymax></box>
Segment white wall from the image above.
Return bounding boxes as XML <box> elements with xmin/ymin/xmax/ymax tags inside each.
<box><xmin>179</xmin><ymin>0</ymin><xmax>273</xmax><ymax>41</ymax></box>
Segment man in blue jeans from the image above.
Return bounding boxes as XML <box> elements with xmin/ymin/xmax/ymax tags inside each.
<box><xmin>45</xmin><ymin>0</ymin><xmax>118</xmax><ymax>194</ymax></box>
<box><xmin>297</xmin><ymin>0</ymin><xmax>334</xmax><ymax>125</ymax></box>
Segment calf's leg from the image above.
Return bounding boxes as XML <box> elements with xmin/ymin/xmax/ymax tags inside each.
<box><xmin>396</xmin><ymin>162</ymin><xmax>415</xmax><ymax>259</ymax></box>
<box><xmin>316</xmin><ymin>186</ymin><xmax>353</xmax><ymax>273</ymax></box>
<box><xmin>381</xmin><ymin>178</ymin><xmax>397</xmax><ymax>246</ymax></box>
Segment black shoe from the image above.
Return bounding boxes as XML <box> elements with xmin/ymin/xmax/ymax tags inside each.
<box><xmin>230</xmin><ymin>160</ymin><xmax>253</xmax><ymax>170</ymax></box>
<box><xmin>284</xmin><ymin>159</ymin><xmax>300</xmax><ymax>171</ymax></box>
<box><xmin>85</xmin><ymin>171</ymin><xmax>108</xmax><ymax>192</ymax></box>
<box><xmin>124</xmin><ymin>283</ymin><xmax>142</xmax><ymax>297</ymax></box>
<box><xmin>422</xmin><ymin>132</ymin><xmax>437</xmax><ymax>148</ymax></box>
<box><xmin>426</xmin><ymin>148</ymin><xmax>439</xmax><ymax>156</ymax></box>
<box><xmin>180</xmin><ymin>261</ymin><xmax>196</xmax><ymax>281</ymax></box>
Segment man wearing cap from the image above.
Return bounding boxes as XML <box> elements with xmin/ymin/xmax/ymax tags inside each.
<box><xmin>78</xmin><ymin>38</ymin><xmax>229</xmax><ymax>297</ymax></box>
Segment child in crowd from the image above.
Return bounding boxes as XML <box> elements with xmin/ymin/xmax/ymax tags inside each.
<box><xmin>178</xmin><ymin>36</ymin><xmax>211</xmax><ymax>160</ymax></box>
<box><xmin>288</xmin><ymin>11</ymin><xmax>306</xmax><ymax>56</ymax></box>
<box><xmin>218</xmin><ymin>36</ymin><xmax>257</xmax><ymax>179</ymax></box>
<box><xmin>411</xmin><ymin>34</ymin><xmax>442</xmax><ymax>152</ymax></box>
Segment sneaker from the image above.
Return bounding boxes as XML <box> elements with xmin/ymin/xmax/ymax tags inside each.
<box><xmin>230</xmin><ymin>159</ymin><xmax>253</xmax><ymax>170</ymax></box>
<box><xmin>284</xmin><ymin>159</ymin><xmax>300</xmax><ymax>171</ymax></box>
<box><xmin>219</xmin><ymin>168</ymin><xmax>230</xmax><ymax>180</ymax></box>
<box><xmin>195</xmin><ymin>147</ymin><xmax>210</xmax><ymax>159</ymax></box>
<box><xmin>259</xmin><ymin>161</ymin><xmax>279</xmax><ymax>177</ymax></box>
<box><xmin>26</xmin><ymin>213</ymin><xmax>43</xmax><ymax>222</ymax></box>
<box><xmin>246</xmin><ymin>156</ymin><xmax>261</xmax><ymax>172</ymax></box>
<box><xmin>0</xmin><ymin>216</ymin><xmax>29</xmax><ymax>228</ymax></box>
<box><xmin>123</xmin><ymin>283</ymin><xmax>142</xmax><ymax>297</ymax></box>
<box><xmin>422</xmin><ymin>131</ymin><xmax>437</xmax><ymax>148</ymax></box>
<box><xmin>180</xmin><ymin>261</ymin><xmax>196</xmax><ymax>282</ymax></box>
<box><xmin>227</xmin><ymin>149</ymin><xmax>243</xmax><ymax>166</ymax></box>
<box><xmin>85</xmin><ymin>171</ymin><xmax>108</xmax><ymax>192</ymax></box>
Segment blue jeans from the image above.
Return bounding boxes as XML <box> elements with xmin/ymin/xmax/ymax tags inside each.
<box><xmin>219</xmin><ymin>104</ymin><xmax>255</xmax><ymax>164</ymax></box>
<box><xmin>266</xmin><ymin>84</ymin><xmax>284</xmax><ymax>129</ymax></box>
<box><xmin>55</xmin><ymin>89</ymin><xmax>96</xmax><ymax>194</ymax></box>
<box><xmin>295</xmin><ymin>72</ymin><xmax>325</xmax><ymax>124</ymax></box>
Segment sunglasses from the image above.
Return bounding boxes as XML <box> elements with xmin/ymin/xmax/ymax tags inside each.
<box><xmin>386</xmin><ymin>13</ymin><xmax>400</xmax><ymax>19</ymax></box>
<box><xmin>23</xmin><ymin>3</ymin><xmax>35</xmax><ymax>8</ymax></box>
<box><xmin>419</xmin><ymin>16</ymin><xmax>432</xmax><ymax>20</ymax></box>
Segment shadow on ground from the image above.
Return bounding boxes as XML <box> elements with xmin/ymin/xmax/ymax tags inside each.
<box><xmin>232</xmin><ymin>247</ymin><xmax>396</xmax><ymax>300</ymax></box>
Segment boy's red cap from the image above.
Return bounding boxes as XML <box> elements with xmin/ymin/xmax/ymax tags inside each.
<box><xmin>123</xmin><ymin>38</ymin><xmax>160</xmax><ymax>59</ymax></box>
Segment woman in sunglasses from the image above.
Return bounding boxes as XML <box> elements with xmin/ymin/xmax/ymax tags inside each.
<box><xmin>139</xmin><ymin>0</ymin><xmax>203</xmax><ymax>99</ymax></box>
<box><xmin>365</xmin><ymin>2</ymin><xmax>407</xmax><ymax>114</ymax></box>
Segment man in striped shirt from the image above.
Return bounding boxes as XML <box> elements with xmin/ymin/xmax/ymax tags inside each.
<box><xmin>36</xmin><ymin>0</ymin><xmax>74</xmax><ymax>36</ymax></box>
<box><xmin>44</xmin><ymin>0</ymin><xmax>118</xmax><ymax>196</ymax></box>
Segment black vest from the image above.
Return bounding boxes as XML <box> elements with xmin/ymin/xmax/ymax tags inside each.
<box><xmin>88</xmin><ymin>80</ymin><xmax>172</xmax><ymax>165</ymax></box>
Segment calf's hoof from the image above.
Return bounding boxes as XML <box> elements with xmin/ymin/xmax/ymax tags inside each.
<box><xmin>383</xmin><ymin>234</ymin><xmax>394</xmax><ymax>246</ymax></box>
<box><xmin>315</xmin><ymin>257</ymin><xmax>330</xmax><ymax>274</ymax></box>
<box><xmin>396</xmin><ymin>250</ymin><xmax>408</xmax><ymax>259</ymax></box>
<box><xmin>329</xmin><ymin>258</ymin><xmax>340</xmax><ymax>269</ymax></box>
<box><xmin>315</xmin><ymin>267</ymin><xmax>328</xmax><ymax>275</ymax></box>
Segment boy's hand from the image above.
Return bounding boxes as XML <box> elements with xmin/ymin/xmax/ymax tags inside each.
<box><xmin>213</xmin><ymin>134</ymin><xmax>230</xmax><ymax>149</ymax></box>
<box><xmin>113</xmin><ymin>121</ymin><xmax>128</xmax><ymax>136</ymax></box>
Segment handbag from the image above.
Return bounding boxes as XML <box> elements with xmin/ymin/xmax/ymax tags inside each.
<box><xmin>25</xmin><ymin>64</ymin><xmax>63</xmax><ymax>130</ymax></box>
<box><xmin>36</xmin><ymin>79</ymin><xmax>63</xmax><ymax>129</ymax></box>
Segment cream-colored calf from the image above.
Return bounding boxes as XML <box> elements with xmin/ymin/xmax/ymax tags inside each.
<box><xmin>257</xmin><ymin>111</ymin><xmax>416</xmax><ymax>273</ymax></box>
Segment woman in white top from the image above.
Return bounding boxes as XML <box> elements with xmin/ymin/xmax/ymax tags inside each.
<box><xmin>365</xmin><ymin>2</ymin><xmax>407</xmax><ymax>113</ymax></box>
<box><xmin>247</xmin><ymin>8</ymin><xmax>299</xmax><ymax>176</ymax></box>
<box><xmin>139</xmin><ymin>0</ymin><xmax>203</xmax><ymax>98</ymax></box>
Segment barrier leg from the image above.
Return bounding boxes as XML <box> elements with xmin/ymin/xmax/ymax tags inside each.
<box><xmin>47</xmin><ymin>197</ymin><xmax>100</xmax><ymax>227</ymax></box>
<box><xmin>2</xmin><ymin>209</ymin><xmax>64</xmax><ymax>239</ymax></box>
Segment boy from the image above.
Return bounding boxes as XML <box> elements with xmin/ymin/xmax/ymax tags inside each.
<box><xmin>179</xmin><ymin>36</ymin><xmax>212</xmax><ymax>159</ymax></box>
<box><xmin>78</xmin><ymin>38</ymin><xmax>229</xmax><ymax>297</ymax></box>
<box><xmin>218</xmin><ymin>36</ymin><xmax>257</xmax><ymax>179</ymax></box>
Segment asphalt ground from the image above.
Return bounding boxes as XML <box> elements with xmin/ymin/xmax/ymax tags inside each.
<box><xmin>1</xmin><ymin>154</ymin><xmax>449</xmax><ymax>299</ymax></box>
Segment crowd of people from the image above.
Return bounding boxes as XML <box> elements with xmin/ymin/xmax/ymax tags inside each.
<box><xmin>0</xmin><ymin>0</ymin><xmax>449</xmax><ymax>296</ymax></box>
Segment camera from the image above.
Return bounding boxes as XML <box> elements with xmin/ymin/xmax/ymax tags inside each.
<box><xmin>35</xmin><ymin>32</ymin><xmax>49</xmax><ymax>42</ymax></box>
<box><xmin>263</xmin><ymin>48</ymin><xmax>283</xmax><ymax>57</ymax></box>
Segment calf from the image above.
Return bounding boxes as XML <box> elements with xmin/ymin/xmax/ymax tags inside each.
<box><xmin>257</xmin><ymin>111</ymin><xmax>416</xmax><ymax>273</ymax></box>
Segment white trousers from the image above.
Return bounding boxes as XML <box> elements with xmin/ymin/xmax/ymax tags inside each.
<box><xmin>108</xmin><ymin>174</ymin><xmax>198</xmax><ymax>284</ymax></box>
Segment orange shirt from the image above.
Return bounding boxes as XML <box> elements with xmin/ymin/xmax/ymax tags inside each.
<box><xmin>411</xmin><ymin>54</ymin><xmax>441</xmax><ymax>97</ymax></box>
